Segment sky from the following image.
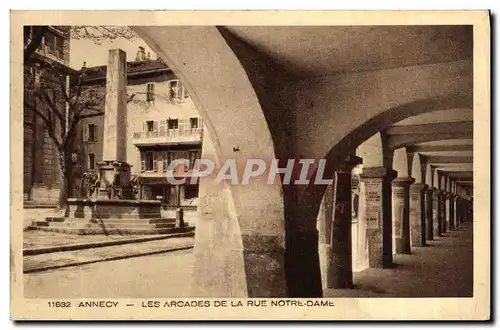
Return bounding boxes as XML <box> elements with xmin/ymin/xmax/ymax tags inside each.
<box><xmin>69</xmin><ymin>37</ymin><xmax>157</xmax><ymax>69</ymax></box>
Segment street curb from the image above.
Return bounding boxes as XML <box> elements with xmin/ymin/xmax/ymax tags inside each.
<box><xmin>23</xmin><ymin>231</ymin><xmax>195</xmax><ymax>256</ymax></box>
<box><xmin>24</xmin><ymin>245</ymin><xmax>194</xmax><ymax>274</ymax></box>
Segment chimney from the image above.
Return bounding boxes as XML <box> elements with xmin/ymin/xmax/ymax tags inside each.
<box><xmin>135</xmin><ymin>46</ymin><xmax>146</xmax><ymax>61</ymax></box>
<box><xmin>81</xmin><ymin>61</ymin><xmax>87</xmax><ymax>70</ymax></box>
<box><xmin>146</xmin><ymin>52</ymin><xmax>151</xmax><ymax>60</ymax></box>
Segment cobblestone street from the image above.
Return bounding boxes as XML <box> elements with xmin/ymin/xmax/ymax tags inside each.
<box><xmin>24</xmin><ymin>249</ymin><xmax>194</xmax><ymax>298</ymax></box>
<box><xmin>24</xmin><ymin>222</ymin><xmax>473</xmax><ymax>299</ymax></box>
<box><xmin>23</xmin><ymin>230</ymin><xmax>146</xmax><ymax>249</ymax></box>
<box><xmin>24</xmin><ymin>236</ymin><xmax>194</xmax><ymax>273</ymax></box>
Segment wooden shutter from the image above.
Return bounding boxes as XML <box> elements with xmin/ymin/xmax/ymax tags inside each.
<box><xmin>178</xmin><ymin>118</ymin><xmax>186</xmax><ymax>135</ymax></box>
<box><xmin>147</xmin><ymin>83</ymin><xmax>155</xmax><ymax>102</ymax></box>
<box><xmin>93</xmin><ymin>125</ymin><xmax>98</xmax><ymax>142</ymax></box>
<box><xmin>140</xmin><ymin>152</ymin><xmax>145</xmax><ymax>172</ymax></box>
<box><xmin>153</xmin><ymin>120</ymin><xmax>158</xmax><ymax>132</ymax></box>
<box><xmin>153</xmin><ymin>151</ymin><xmax>158</xmax><ymax>172</ymax></box>
<box><xmin>159</xmin><ymin>120</ymin><xmax>166</xmax><ymax>135</ymax></box>
<box><xmin>83</xmin><ymin>123</ymin><xmax>89</xmax><ymax>142</ymax></box>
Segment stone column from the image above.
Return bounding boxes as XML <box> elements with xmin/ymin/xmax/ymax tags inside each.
<box><xmin>330</xmin><ymin>156</ymin><xmax>361</xmax><ymax>289</ymax></box>
<box><xmin>360</xmin><ymin>167</ymin><xmax>397</xmax><ymax>268</ymax></box>
<box><xmin>445</xmin><ymin>193</ymin><xmax>452</xmax><ymax>231</ymax></box>
<box><xmin>452</xmin><ymin>195</ymin><xmax>458</xmax><ymax>228</ymax></box>
<box><xmin>97</xmin><ymin>49</ymin><xmax>132</xmax><ymax>200</ymax></box>
<box><xmin>464</xmin><ymin>199</ymin><xmax>472</xmax><ymax>222</ymax></box>
<box><xmin>410</xmin><ymin>183</ymin><xmax>427</xmax><ymax>247</ymax></box>
<box><xmin>392</xmin><ymin>177</ymin><xmax>415</xmax><ymax>254</ymax></box>
<box><xmin>425</xmin><ymin>187</ymin><xmax>435</xmax><ymax>241</ymax></box>
<box><xmin>440</xmin><ymin>193</ymin><xmax>448</xmax><ymax>234</ymax></box>
<box><xmin>432</xmin><ymin>189</ymin><xmax>442</xmax><ymax>237</ymax></box>
<box><xmin>318</xmin><ymin>180</ymin><xmax>335</xmax><ymax>289</ymax></box>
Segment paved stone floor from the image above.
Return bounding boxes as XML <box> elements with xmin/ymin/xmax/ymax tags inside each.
<box><xmin>24</xmin><ymin>236</ymin><xmax>194</xmax><ymax>273</ymax></box>
<box><xmin>24</xmin><ymin>249</ymin><xmax>194</xmax><ymax>298</ymax></box>
<box><xmin>23</xmin><ymin>208</ymin><xmax>61</xmax><ymax>230</ymax></box>
<box><xmin>325</xmin><ymin>221</ymin><xmax>474</xmax><ymax>297</ymax></box>
<box><xmin>24</xmin><ymin>221</ymin><xmax>473</xmax><ymax>298</ymax></box>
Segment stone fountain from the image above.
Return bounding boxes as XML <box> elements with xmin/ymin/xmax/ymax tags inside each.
<box><xmin>31</xmin><ymin>49</ymin><xmax>193</xmax><ymax>235</ymax></box>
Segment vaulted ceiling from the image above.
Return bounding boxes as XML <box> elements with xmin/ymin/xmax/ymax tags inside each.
<box><xmin>388</xmin><ymin>108</ymin><xmax>473</xmax><ymax>193</ymax></box>
<box><xmin>225</xmin><ymin>25</ymin><xmax>473</xmax><ymax>78</ymax></box>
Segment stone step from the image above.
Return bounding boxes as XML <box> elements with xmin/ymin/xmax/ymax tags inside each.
<box><xmin>40</xmin><ymin>220</ymin><xmax>187</xmax><ymax>230</ymax></box>
<box><xmin>89</xmin><ymin>218</ymin><xmax>176</xmax><ymax>225</ymax></box>
<box><xmin>33</xmin><ymin>221</ymin><xmax>50</xmax><ymax>227</ymax></box>
<box><xmin>30</xmin><ymin>225</ymin><xmax>196</xmax><ymax>235</ymax></box>
<box><xmin>45</xmin><ymin>217</ymin><xmax>67</xmax><ymax>222</ymax></box>
<box><xmin>86</xmin><ymin>222</ymin><xmax>178</xmax><ymax>229</ymax></box>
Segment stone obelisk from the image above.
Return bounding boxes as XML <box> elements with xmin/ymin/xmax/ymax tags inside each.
<box><xmin>96</xmin><ymin>49</ymin><xmax>132</xmax><ymax>199</ymax></box>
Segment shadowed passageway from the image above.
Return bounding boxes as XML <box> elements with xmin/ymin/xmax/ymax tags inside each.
<box><xmin>324</xmin><ymin>221</ymin><xmax>473</xmax><ymax>297</ymax></box>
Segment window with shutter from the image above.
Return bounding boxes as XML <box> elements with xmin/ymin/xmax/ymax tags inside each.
<box><xmin>88</xmin><ymin>153</ymin><xmax>95</xmax><ymax>170</ymax></box>
<box><xmin>83</xmin><ymin>123</ymin><xmax>89</xmax><ymax>142</ymax></box>
<box><xmin>146</xmin><ymin>83</ymin><xmax>155</xmax><ymax>102</ymax></box>
<box><xmin>87</xmin><ymin>123</ymin><xmax>96</xmax><ymax>142</ymax></box>
<box><xmin>189</xmin><ymin>117</ymin><xmax>199</xmax><ymax>130</ymax></box>
<box><xmin>167</xmin><ymin>119</ymin><xmax>179</xmax><ymax>130</ymax></box>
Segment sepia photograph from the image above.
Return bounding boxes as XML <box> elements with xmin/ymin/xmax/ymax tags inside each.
<box><xmin>10</xmin><ymin>10</ymin><xmax>490</xmax><ymax>320</ymax></box>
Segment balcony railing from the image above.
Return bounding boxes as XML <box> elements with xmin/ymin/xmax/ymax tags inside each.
<box><xmin>132</xmin><ymin>128</ymin><xmax>203</xmax><ymax>146</ymax></box>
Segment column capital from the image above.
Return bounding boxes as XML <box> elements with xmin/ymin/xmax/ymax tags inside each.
<box><xmin>360</xmin><ymin>167</ymin><xmax>397</xmax><ymax>180</ymax></box>
<box><xmin>433</xmin><ymin>189</ymin><xmax>443</xmax><ymax>197</ymax></box>
<box><xmin>335</xmin><ymin>155</ymin><xmax>363</xmax><ymax>173</ymax></box>
<box><xmin>426</xmin><ymin>186</ymin><xmax>436</xmax><ymax>194</ymax></box>
<box><xmin>443</xmin><ymin>192</ymin><xmax>451</xmax><ymax>199</ymax></box>
<box><xmin>410</xmin><ymin>183</ymin><xmax>428</xmax><ymax>193</ymax></box>
<box><xmin>392</xmin><ymin>176</ymin><xmax>416</xmax><ymax>187</ymax></box>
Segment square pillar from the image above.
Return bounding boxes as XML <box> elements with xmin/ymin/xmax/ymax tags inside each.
<box><xmin>330</xmin><ymin>156</ymin><xmax>362</xmax><ymax>289</ymax></box>
<box><xmin>440</xmin><ymin>193</ymin><xmax>448</xmax><ymax>234</ymax></box>
<box><xmin>432</xmin><ymin>189</ymin><xmax>442</xmax><ymax>237</ymax></box>
<box><xmin>452</xmin><ymin>195</ymin><xmax>458</xmax><ymax>228</ymax></box>
<box><xmin>360</xmin><ymin>167</ymin><xmax>397</xmax><ymax>268</ymax></box>
<box><xmin>425</xmin><ymin>187</ymin><xmax>435</xmax><ymax>241</ymax></box>
<box><xmin>445</xmin><ymin>193</ymin><xmax>452</xmax><ymax>231</ymax></box>
<box><xmin>392</xmin><ymin>177</ymin><xmax>415</xmax><ymax>254</ymax></box>
<box><xmin>410</xmin><ymin>183</ymin><xmax>428</xmax><ymax>247</ymax></box>
<box><xmin>317</xmin><ymin>181</ymin><xmax>334</xmax><ymax>289</ymax></box>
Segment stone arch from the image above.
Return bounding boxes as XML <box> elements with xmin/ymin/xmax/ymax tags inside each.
<box><xmin>299</xmin><ymin>62</ymin><xmax>472</xmax><ymax>220</ymax></box>
<box><xmin>425</xmin><ymin>164</ymin><xmax>434</xmax><ymax>187</ymax></box>
<box><xmin>356</xmin><ymin>133</ymin><xmax>393</xmax><ymax>168</ymax></box>
<box><xmin>440</xmin><ymin>175</ymin><xmax>447</xmax><ymax>191</ymax></box>
<box><xmin>132</xmin><ymin>26</ymin><xmax>287</xmax><ymax>297</ymax></box>
<box><xmin>286</xmin><ymin>59</ymin><xmax>472</xmax><ymax>163</ymax></box>
<box><xmin>393</xmin><ymin>147</ymin><xmax>412</xmax><ymax>178</ymax></box>
<box><xmin>411</xmin><ymin>153</ymin><xmax>424</xmax><ymax>183</ymax></box>
<box><xmin>387</xmin><ymin>132</ymin><xmax>473</xmax><ymax>150</ymax></box>
<box><xmin>433</xmin><ymin>170</ymin><xmax>440</xmax><ymax>189</ymax></box>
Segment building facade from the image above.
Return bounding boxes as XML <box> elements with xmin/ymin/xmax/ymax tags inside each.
<box><xmin>23</xmin><ymin>26</ymin><xmax>72</xmax><ymax>204</ymax></box>
<box><xmin>78</xmin><ymin>48</ymin><xmax>203</xmax><ymax>207</ymax></box>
